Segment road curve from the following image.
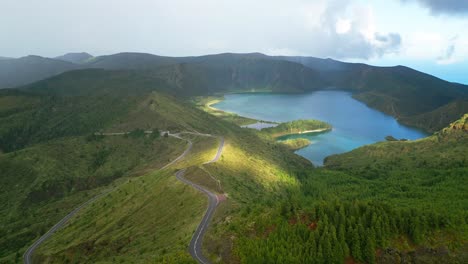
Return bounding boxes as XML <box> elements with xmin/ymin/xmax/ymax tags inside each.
<box><xmin>23</xmin><ymin>191</ymin><xmax>109</xmax><ymax>264</ymax></box>
<box><xmin>173</xmin><ymin>134</ymin><xmax>224</xmax><ymax>264</ymax></box>
<box><xmin>23</xmin><ymin>133</ymin><xmax>195</xmax><ymax>264</ymax></box>
<box><xmin>23</xmin><ymin>132</ymin><xmax>223</xmax><ymax>264</ymax></box>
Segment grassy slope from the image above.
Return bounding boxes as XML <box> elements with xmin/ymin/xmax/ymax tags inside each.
<box><xmin>35</xmin><ymin>170</ymin><xmax>205</xmax><ymax>264</ymax></box>
<box><xmin>0</xmin><ymin>91</ymin><xmax>137</xmax><ymax>152</ymax></box>
<box><xmin>0</xmin><ymin>135</ymin><xmax>186</xmax><ymax>262</ymax></box>
<box><xmin>0</xmin><ymin>76</ymin><xmax>242</xmax><ymax>262</ymax></box>
<box><xmin>32</xmin><ymin>119</ymin><xmax>313</xmax><ymax>263</ymax></box>
<box><xmin>0</xmin><ymin>71</ymin><xmax>313</xmax><ymax>262</ymax></box>
<box><xmin>278</xmin><ymin>138</ymin><xmax>312</xmax><ymax>151</ymax></box>
<box><xmin>32</xmin><ymin>134</ymin><xmax>220</xmax><ymax>263</ymax></box>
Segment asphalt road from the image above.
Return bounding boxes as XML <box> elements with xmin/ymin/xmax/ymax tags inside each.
<box><xmin>173</xmin><ymin>134</ymin><xmax>224</xmax><ymax>264</ymax></box>
<box><xmin>23</xmin><ymin>191</ymin><xmax>110</xmax><ymax>264</ymax></box>
<box><xmin>23</xmin><ymin>132</ymin><xmax>223</xmax><ymax>264</ymax></box>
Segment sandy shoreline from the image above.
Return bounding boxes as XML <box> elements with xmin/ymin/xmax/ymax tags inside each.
<box><xmin>296</xmin><ymin>128</ymin><xmax>330</xmax><ymax>134</ymax></box>
<box><xmin>207</xmin><ymin>98</ymin><xmax>277</xmax><ymax>125</ymax></box>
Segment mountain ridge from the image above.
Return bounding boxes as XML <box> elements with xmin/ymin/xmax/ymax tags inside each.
<box><xmin>54</xmin><ymin>52</ymin><xmax>93</xmax><ymax>64</ymax></box>
<box><xmin>1</xmin><ymin>52</ymin><xmax>467</xmax><ymax>132</ymax></box>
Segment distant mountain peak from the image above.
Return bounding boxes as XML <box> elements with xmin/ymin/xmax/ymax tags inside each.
<box><xmin>54</xmin><ymin>52</ymin><xmax>93</xmax><ymax>64</ymax></box>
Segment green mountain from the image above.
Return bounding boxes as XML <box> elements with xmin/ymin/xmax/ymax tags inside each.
<box><xmin>84</xmin><ymin>52</ymin><xmax>180</xmax><ymax>69</ymax></box>
<box><xmin>85</xmin><ymin>53</ymin><xmax>468</xmax><ymax>131</ymax></box>
<box><xmin>1</xmin><ymin>52</ymin><xmax>467</xmax><ymax>132</ymax></box>
<box><xmin>0</xmin><ymin>67</ymin><xmax>466</xmax><ymax>263</ymax></box>
<box><xmin>0</xmin><ymin>56</ymin><xmax>81</xmax><ymax>88</ymax></box>
<box><xmin>233</xmin><ymin>114</ymin><xmax>468</xmax><ymax>264</ymax></box>
<box><xmin>54</xmin><ymin>52</ymin><xmax>93</xmax><ymax>64</ymax></box>
<box><xmin>280</xmin><ymin>55</ymin><xmax>468</xmax><ymax>132</ymax></box>
<box><xmin>0</xmin><ymin>70</ymin><xmax>311</xmax><ymax>262</ymax></box>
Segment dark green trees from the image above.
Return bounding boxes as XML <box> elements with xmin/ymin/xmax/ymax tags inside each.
<box><xmin>237</xmin><ymin>201</ymin><xmax>451</xmax><ymax>263</ymax></box>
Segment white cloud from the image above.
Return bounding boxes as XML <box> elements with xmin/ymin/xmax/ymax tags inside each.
<box><xmin>401</xmin><ymin>32</ymin><xmax>468</xmax><ymax>64</ymax></box>
<box><xmin>301</xmin><ymin>0</ymin><xmax>401</xmax><ymax>59</ymax></box>
<box><xmin>336</xmin><ymin>18</ymin><xmax>352</xmax><ymax>34</ymax></box>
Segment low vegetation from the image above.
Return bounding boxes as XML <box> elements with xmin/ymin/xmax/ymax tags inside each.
<box><xmin>0</xmin><ymin>135</ymin><xmax>186</xmax><ymax>262</ymax></box>
<box><xmin>261</xmin><ymin>119</ymin><xmax>332</xmax><ymax>138</ymax></box>
<box><xmin>278</xmin><ymin>138</ymin><xmax>312</xmax><ymax>150</ymax></box>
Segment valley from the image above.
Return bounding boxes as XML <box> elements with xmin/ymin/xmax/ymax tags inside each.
<box><xmin>0</xmin><ymin>52</ymin><xmax>466</xmax><ymax>264</ymax></box>
<box><xmin>3</xmin><ymin>1</ymin><xmax>468</xmax><ymax>263</ymax></box>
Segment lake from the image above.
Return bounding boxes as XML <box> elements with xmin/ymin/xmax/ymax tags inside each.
<box><xmin>213</xmin><ymin>91</ymin><xmax>429</xmax><ymax>165</ymax></box>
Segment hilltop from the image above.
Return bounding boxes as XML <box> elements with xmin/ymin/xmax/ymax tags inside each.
<box><xmin>0</xmin><ymin>55</ymin><xmax>81</xmax><ymax>88</ymax></box>
<box><xmin>54</xmin><ymin>52</ymin><xmax>93</xmax><ymax>64</ymax></box>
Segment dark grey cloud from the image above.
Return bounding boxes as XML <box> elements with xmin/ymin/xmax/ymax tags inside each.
<box><xmin>402</xmin><ymin>0</ymin><xmax>468</xmax><ymax>15</ymax></box>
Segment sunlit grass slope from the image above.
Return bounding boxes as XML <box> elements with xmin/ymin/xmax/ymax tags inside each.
<box><xmin>0</xmin><ymin>135</ymin><xmax>186</xmax><ymax>262</ymax></box>
<box><xmin>35</xmin><ymin>169</ymin><xmax>205</xmax><ymax>264</ymax></box>
<box><xmin>28</xmin><ymin>118</ymin><xmax>313</xmax><ymax>263</ymax></box>
<box><xmin>226</xmin><ymin>114</ymin><xmax>468</xmax><ymax>264</ymax></box>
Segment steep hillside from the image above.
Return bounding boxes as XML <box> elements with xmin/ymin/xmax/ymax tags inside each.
<box><xmin>0</xmin><ymin>56</ymin><xmax>81</xmax><ymax>88</ymax></box>
<box><xmin>30</xmin><ymin>120</ymin><xmax>312</xmax><ymax>263</ymax></box>
<box><xmin>1</xmin><ymin>52</ymin><xmax>466</xmax><ymax>132</ymax></box>
<box><xmin>230</xmin><ymin>114</ymin><xmax>468</xmax><ymax>264</ymax></box>
<box><xmin>400</xmin><ymin>100</ymin><xmax>468</xmax><ymax>132</ymax></box>
<box><xmin>348</xmin><ymin>66</ymin><xmax>467</xmax><ymax>115</ymax></box>
<box><xmin>0</xmin><ymin>70</ymin><xmax>314</xmax><ymax>262</ymax></box>
<box><xmin>73</xmin><ymin>52</ymin><xmax>468</xmax><ymax>131</ymax></box>
<box><xmin>324</xmin><ymin>113</ymin><xmax>468</xmax><ymax>213</ymax></box>
<box><xmin>0</xmin><ymin>89</ymin><xmax>138</xmax><ymax>152</ymax></box>
<box><xmin>0</xmin><ymin>135</ymin><xmax>188</xmax><ymax>262</ymax></box>
<box><xmin>280</xmin><ymin>55</ymin><xmax>468</xmax><ymax>132</ymax></box>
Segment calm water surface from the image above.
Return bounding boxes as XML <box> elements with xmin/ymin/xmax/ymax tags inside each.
<box><xmin>213</xmin><ymin>91</ymin><xmax>428</xmax><ymax>165</ymax></box>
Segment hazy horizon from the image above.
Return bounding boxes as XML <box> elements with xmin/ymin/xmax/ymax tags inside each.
<box><xmin>1</xmin><ymin>0</ymin><xmax>467</xmax><ymax>84</ymax></box>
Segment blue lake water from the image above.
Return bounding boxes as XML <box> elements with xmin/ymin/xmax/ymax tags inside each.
<box><xmin>213</xmin><ymin>91</ymin><xmax>429</xmax><ymax>165</ymax></box>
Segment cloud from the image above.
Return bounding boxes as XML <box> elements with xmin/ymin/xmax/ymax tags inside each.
<box><xmin>401</xmin><ymin>0</ymin><xmax>468</xmax><ymax>15</ymax></box>
<box><xmin>0</xmin><ymin>0</ymin><xmax>402</xmax><ymax>60</ymax></box>
<box><xmin>437</xmin><ymin>44</ymin><xmax>455</xmax><ymax>64</ymax></box>
<box><xmin>437</xmin><ymin>36</ymin><xmax>458</xmax><ymax>64</ymax></box>
<box><xmin>305</xmin><ymin>0</ymin><xmax>402</xmax><ymax>59</ymax></box>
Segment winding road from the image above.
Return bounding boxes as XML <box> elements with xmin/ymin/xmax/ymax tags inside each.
<box><xmin>173</xmin><ymin>133</ymin><xmax>224</xmax><ymax>264</ymax></box>
<box><xmin>23</xmin><ymin>191</ymin><xmax>110</xmax><ymax>264</ymax></box>
<box><xmin>23</xmin><ymin>131</ymin><xmax>224</xmax><ymax>264</ymax></box>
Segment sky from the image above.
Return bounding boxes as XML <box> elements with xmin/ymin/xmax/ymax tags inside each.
<box><xmin>1</xmin><ymin>0</ymin><xmax>467</xmax><ymax>84</ymax></box>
